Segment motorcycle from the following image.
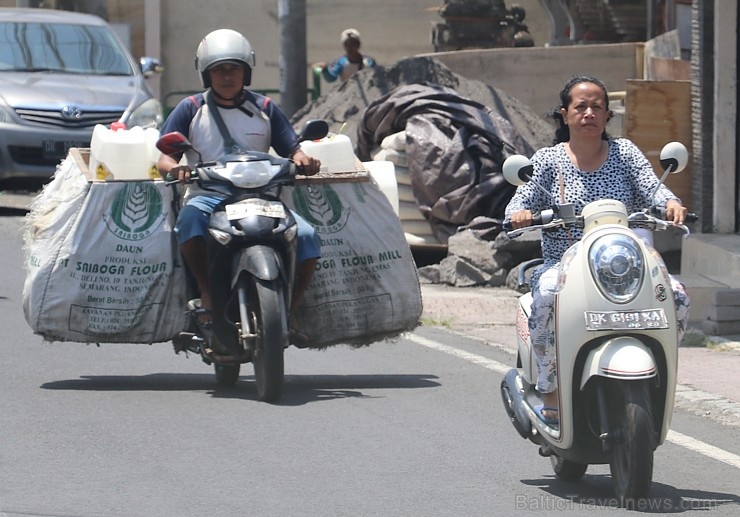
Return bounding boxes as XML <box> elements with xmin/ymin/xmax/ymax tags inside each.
<box><xmin>499</xmin><ymin>141</ymin><xmax>696</xmax><ymax>504</ymax></box>
<box><xmin>156</xmin><ymin>119</ymin><xmax>329</xmax><ymax>402</ymax></box>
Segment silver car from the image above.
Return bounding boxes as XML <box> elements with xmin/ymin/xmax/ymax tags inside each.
<box><xmin>0</xmin><ymin>8</ymin><xmax>163</xmax><ymax>183</ymax></box>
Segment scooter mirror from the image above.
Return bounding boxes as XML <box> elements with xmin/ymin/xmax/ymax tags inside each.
<box><xmin>298</xmin><ymin>119</ymin><xmax>329</xmax><ymax>142</ymax></box>
<box><xmin>502</xmin><ymin>154</ymin><xmax>533</xmax><ymax>186</ymax></box>
<box><xmin>156</xmin><ymin>131</ymin><xmax>192</xmax><ymax>155</ymax></box>
<box><xmin>659</xmin><ymin>141</ymin><xmax>689</xmax><ymax>174</ymax></box>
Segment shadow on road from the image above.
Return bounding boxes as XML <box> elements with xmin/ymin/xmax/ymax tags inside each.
<box><xmin>0</xmin><ymin>207</ymin><xmax>29</xmax><ymax>217</ymax></box>
<box><xmin>40</xmin><ymin>372</ymin><xmax>441</xmax><ymax>405</ymax></box>
<box><xmin>520</xmin><ymin>474</ymin><xmax>740</xmax><ymax>513</ymax></box>
<box><xmin>280</xmin><ymin>373</ymin><xmax>440</xmax><ymax>405</ymax></box>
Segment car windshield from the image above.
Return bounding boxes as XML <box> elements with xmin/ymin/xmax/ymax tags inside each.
<box><xmin>0</xmin><ymin>21</ymin><xmax>134</xmax><ymax>75</ymax></box>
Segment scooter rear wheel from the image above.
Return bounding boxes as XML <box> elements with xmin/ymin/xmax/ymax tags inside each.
<box><xmin>244</xmin><ymin>276</ymin><xmax>287</xmax><ymax>403</ymax></box>
<box><xmin>550</xmin><ymin>455</ymin><xmax>588</xmax><ymax>481</ymax></box>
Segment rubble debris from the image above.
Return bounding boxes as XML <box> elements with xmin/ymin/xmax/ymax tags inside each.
<box><xmin>291</xmin><ymin>56</ymin><xmax>552</xmax><ymax>154</ymax></box>
<box><xmin>292</xmin><ymin>56</ymin><xmax>552</xmax><ymax>286</ymax></box>
<box><xmin>419</xmin><ymin>225</ymin><xmax>541</xmax><ymax>288</ymax></box>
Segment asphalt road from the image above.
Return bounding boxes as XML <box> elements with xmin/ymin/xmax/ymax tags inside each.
<box><xmin>1</xmin><ymin>209</ymin><xmax>739</xmax><ymax>516</ymax></box>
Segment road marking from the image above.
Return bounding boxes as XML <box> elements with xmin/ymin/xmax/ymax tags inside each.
<box><xmin>666</xmin><ymin>430</ymin><xmax>740</xmax><ymax>469</ymax></box>
<box><xmin>407</xmin><ymin>334</ymin><xmax>510</xmax><ymax>374</ymax></box>
<box><xmin>407</xmin><ymin>333</ymin><xmax>740</xmax><ymax>470</ymax></box>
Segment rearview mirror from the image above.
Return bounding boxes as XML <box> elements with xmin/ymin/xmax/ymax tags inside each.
<box><xmin>502</xmin><ymin>154</ymin><xmax>533</xmax><ymax>186</ymax></box>
<box><xmin>659</xmin><ymin>141</ymin><xmax>689</xmax><ymax>174</ymax></box>
<box><xmin>156</xmin><ymin>131</ymin><xmax>192</xmax><ymax>155</ymax></box>
<box><xmin>298</xmin><ymin>119</ymin><xmax>329</xmax><ymax>142</ymax></box>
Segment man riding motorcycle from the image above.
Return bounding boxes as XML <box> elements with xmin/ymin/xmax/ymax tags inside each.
<box><xmin>156</xmin><ymin>28</ymin><xmax>321</xmax><ymax>349</ymax></box>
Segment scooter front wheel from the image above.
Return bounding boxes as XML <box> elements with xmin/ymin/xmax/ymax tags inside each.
<box><xmin>242</xmin><ymin>276</ymin><xmax>287</xmax><ymax>403</ymax></box>
<box><xmin>606</xmin><ymin>379</ymin><xmax>656</xmax><ymax>505</ymax></box>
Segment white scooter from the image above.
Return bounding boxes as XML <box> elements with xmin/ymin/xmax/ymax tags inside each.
<box><xmin>499</xmin><ymin>142</ymin><xmax>695</xmax><ymax>505</ymax></box>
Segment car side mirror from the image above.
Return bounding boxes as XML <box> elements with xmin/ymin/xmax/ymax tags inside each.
<box><xmin>140</xmin><ymin>57</ymin><xmax>164</xmax><ymax>78</ymax></box>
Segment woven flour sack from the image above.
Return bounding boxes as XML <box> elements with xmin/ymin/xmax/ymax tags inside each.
<box><xmin>23</xmin><ymin>157</ymin><xmax>188</xmax><ymax>343</ymax></box>
<box><xmin>284</xmin><ymin>177</ymin><xmax>422</xmax><ymax>347</ymax></box>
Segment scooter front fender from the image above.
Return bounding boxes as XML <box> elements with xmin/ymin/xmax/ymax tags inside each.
<box><xmin>232</xmin><ymin>245</ymin><xmax>283</xmax><ymax>287</ymax></box>
<box><xmin>580</xmin><ymin>336</ymin><xmax>657</xmax><ymax>390</ymax></box>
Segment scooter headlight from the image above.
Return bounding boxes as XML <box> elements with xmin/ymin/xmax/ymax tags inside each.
<box><xmin>588</xmin><ymin>235</ymin><xmax>644</xmax><ymax>303</ymax></box>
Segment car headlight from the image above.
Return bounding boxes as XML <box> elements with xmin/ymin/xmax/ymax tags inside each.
<box><xmin>0</xmin><ymin>105</ymin><xmax>15</xmax><ymax>124</ymax></box>
<box><xmin>127</xmin><ymin>98</ymin><xmax>163</xmax><ymax>128</ymax></box>
<box><xmin>588</xmin><ymin>235</ymin><xmax>644</xmax><ymax>303</ymax></box>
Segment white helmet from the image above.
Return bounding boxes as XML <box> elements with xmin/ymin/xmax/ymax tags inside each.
<box><xmin>195</xmin><ymin>29</ymin><xmax>256</xmax><ymax>88</ymax></box>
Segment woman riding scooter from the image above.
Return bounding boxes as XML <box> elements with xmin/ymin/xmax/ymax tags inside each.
<box><xmin>504</xmin><ymin>75</ymin><xmax>691</xmax><ymax>427</ymax></box>
<box><xmin>157</xmin><ymin>29</ymin><xmax>321</xmax><ymax>350</ymax></box>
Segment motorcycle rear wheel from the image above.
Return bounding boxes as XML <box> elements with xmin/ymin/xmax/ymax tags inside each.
<box><xmin>244</xmin><ymin>276</ymin><xmax>287</xmax><ymax>402</ymax></box>
<box><xmin>607</xmin><ymin>379</ymin><xmax>656</xmax><ymax>506</ymax></box>
<box><xmin>214</xmin><ymin>363</ymin><xmax>240</xmax><ymax>386</ymax></box>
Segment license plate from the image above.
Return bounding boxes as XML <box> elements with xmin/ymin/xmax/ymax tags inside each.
<box><xmin>42</xmin><ymin>140</ymin><xmax>88</xmax><ymax>159</ymax></box>
<box><xmin>225</xmin><ymin>199</ymin><xmax>285</xmax><ymax>220</ymax></box>
<box><xmin>585</xmin><ymin>309</ymin><xmax>669</xmax><ymax>331</ymax></box>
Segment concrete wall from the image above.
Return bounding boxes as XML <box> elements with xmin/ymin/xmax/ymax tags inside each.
<box><xmin>421</xmin><ymin>43</ymin><xmax>641</xmax><ymax>121</ymax></box>
<box><xmin>712</xmin><ymin>1</ymin><xmax>738</xmax><ymax>233</ymax></box>
<box><xmin>155</xmin><ymin>0</ymin><xmax>550</xmax><ymax>111</ymax></box>
<box><xmin>157</xmin><ymin>0</ymin><xmax>446</xmax><ymax>110</ymax></box>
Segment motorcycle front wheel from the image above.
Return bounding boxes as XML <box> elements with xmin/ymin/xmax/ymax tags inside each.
<box><xmin>606</xmin><ymin>379</ymin><xmax>656</xmax><ymax>505</ymax></box>
<box><xmin>243</xmin><ymin>276</ymin><xmax>287</xmax><ymax>402</ymax></box>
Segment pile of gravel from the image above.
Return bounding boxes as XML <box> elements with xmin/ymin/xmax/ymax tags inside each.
<box><xmin>291</xmin><ymin>56</ymin><xmax>553</xmax><ymax>153</ymax></box>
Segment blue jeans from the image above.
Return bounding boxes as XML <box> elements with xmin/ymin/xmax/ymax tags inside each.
<box><xmin>175</xmin><ymin>194</ymin><xmax>321</xmax><ymax>263</ymax></box>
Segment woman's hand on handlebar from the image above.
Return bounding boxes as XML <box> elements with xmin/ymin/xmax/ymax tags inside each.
<box><xmin>291</xmin><ymin>149</ymin><xmax>321</xmax><ymax>176</ymax></box>
<box><xmin>510</xmin><ymin>209</ymin><xmax>534</xmax><ymax>230</ymax></box>
<box><xmin>665</xmin><ymin>199</ymin><xmax>688</xmax><ymax>225</ymax></box>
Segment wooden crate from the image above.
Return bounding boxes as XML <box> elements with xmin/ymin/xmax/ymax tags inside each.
<box><xmin>68</xmin><ymin>147</ymin><xmax>371</xmax><ymax>184</ymax></box>
<box><xmin>68</xmin><ymin>147</ymin><xmax>94</xmax><ymax>181</ymax></box>
<box><xmin>624</xmin><ymin>80</ymin><xmax>692</xmax><ymax>209</ymax></box>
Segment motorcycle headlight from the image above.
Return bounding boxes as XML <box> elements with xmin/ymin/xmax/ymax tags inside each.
<box><xmin>127</xmin><ymin>98</ymin><xmax>163</xmax><ymax>128</ymax></box>
<box><xmin>589</xmin><ymin>235</ymin><xmax>644</xmax><ymax>303</ymax></box>
<box><xmin>215</xmin><ymin>160</ymin><xmax>281</xmax><ymax>188</ymax></box>
<box><xmin>284</xmin><ymin>223</ymin><xmax>297</xmax><ymax>242</ymax></box>
<box><xmin>208</xmin><ymin>211</ymin><xmax>233</xmax><ymax>245</ymax></box>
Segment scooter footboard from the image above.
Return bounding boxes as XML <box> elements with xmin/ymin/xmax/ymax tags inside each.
<box><xmin>580</xmin><ymin>336</ymin><xmax>657</xmax><ymax>390</ymax></box>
